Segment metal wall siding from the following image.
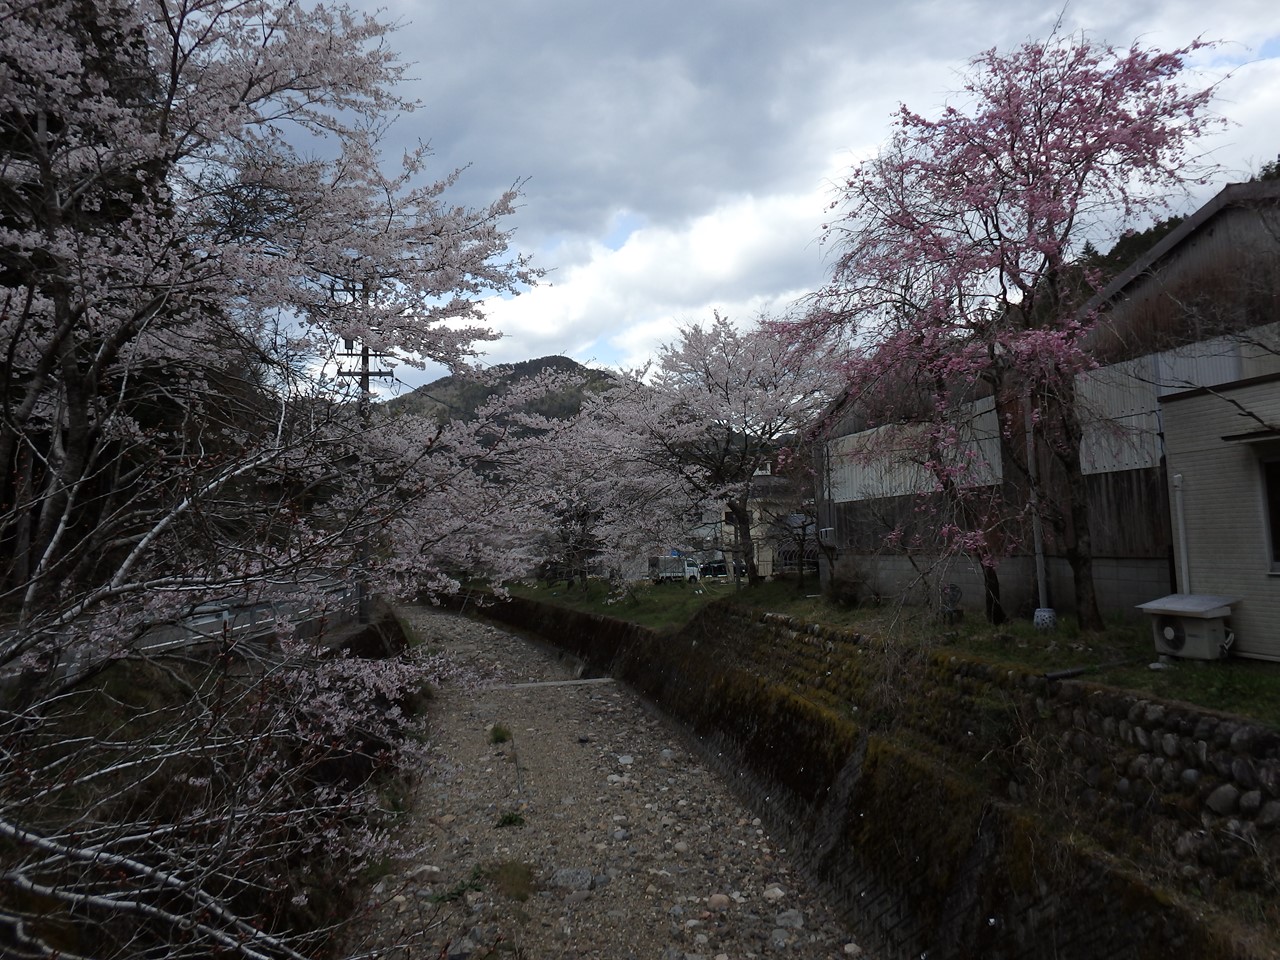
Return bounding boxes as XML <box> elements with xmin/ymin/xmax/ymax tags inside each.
<box><xmin>827</xmin><ymin>397</ymin><xmax>1001</xmax><ymax>503</ymax></box>
<box><xmin>833</xmin><ymin>331</ymin><xmax>1277</xmax><ymax>490</ymax></box>
<box><xmin>1074</xmin><ymin>335</ymin><xmax>1279</xmax><ymax>474</ymax></box>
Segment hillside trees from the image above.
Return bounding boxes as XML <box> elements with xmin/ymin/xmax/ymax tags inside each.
<box><xmin>790</xmin><ymin>31</ymin><xmax>1223</xmax><ymax>628</ymax></box>
<box><xmin>597</xmin><ymin>314</ymin><xmax>836</xmax><ymax>585</ymax></box>
<box><xmin>0</xmin><ymin>0</ymin><xmax>541</xmax><ymax>954</ymax></box>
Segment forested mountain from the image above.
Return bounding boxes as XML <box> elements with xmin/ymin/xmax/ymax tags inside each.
<box><xmin>384</xmin><ymin>355</ymin><xmax>616</xmax><ymax>421</ymax></box>
<box><xmin>1079</xmin><ymin>216</ymin><xmax>1186</xmax><ymax>282</ymax></box>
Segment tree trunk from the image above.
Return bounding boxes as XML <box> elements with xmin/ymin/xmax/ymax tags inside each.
<box><xmin>1049</xmin><ymin>384</ymin><xmax>1105</xmax><ymax>631</ymax></box>
<box><xmin>727</xmin><ymin>499</ymin><xmax>760</xmax><ymax>586</ymax></box>
<box><xmin>981</xmin><ymin>562</ymin><xmax>1006</xmax><ymax>625</ymax></box>
<box><xmin>1065</xmin><ymin>470</ymin><xmax>1105</xmax><ymax>630</ymax></box>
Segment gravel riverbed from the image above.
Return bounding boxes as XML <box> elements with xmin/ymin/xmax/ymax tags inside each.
<box><xmin>351</xmin><ymin>604</ymin><xmax>869</xmax><ymax>960</ymax></box>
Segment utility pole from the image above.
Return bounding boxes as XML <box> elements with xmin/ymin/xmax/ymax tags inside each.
<box><xmin>337</xmin><ymin>279</ymin><xmax>392</xmax><ymax>624</ymax></box>
<box><xmin>1025</xmin><ymin>390</ymin><xmax>1055</xmax><ymax>631</ymax></box>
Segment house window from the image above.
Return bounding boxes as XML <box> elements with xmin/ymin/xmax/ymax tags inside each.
<box><xmin>1267</xmin><ymin>460</ymin><xmax>1280</xmax><ymax>571</ymax></box>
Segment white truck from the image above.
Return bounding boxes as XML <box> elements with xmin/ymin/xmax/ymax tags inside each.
<box><xmin>648</xmin><ymin>556</ymin><xmax>700</xmax><ymax>582</ymax></box>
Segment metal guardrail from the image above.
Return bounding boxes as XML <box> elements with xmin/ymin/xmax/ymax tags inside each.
<box><xmin>137</xmin><ymin>581</ymin><xmax>359</xmax><ymax>655</ymax></box>
<box><xmin>1</xmin><ymin>579</ymin><xmax>360</xmax><ymax>701</ymax></box>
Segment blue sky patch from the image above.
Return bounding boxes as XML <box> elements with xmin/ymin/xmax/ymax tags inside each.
<box><xmin>603</xmin><ymin>210</ymin><xmax>647</xmax><ymax>251</ymax></box>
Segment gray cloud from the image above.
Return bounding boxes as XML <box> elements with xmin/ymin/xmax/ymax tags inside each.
<box><xmin>362</xmin><ymin>0</ymin><xmax>1280</xmax><ymax>384</ymax></box>
<box><xmin>384</xmin><ymin>2</ymin><xmax>940</xmax><ymax>238</ymax></box>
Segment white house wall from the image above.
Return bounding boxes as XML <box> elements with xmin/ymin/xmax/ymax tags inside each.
<box><xmin>1160</xmin><ymin>379</ymin><xmax>1280</xmax><ymax>661</ymax></box>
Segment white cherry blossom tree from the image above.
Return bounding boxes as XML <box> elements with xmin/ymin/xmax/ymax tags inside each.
<box><xmin>595</xmin><ymin>314</ymin><xmax>837</xmax><ymax>585</ymax></box>
<box><xmin>0</xmin><ymin>0</ymin><xmax>543</xmax><ymax>955</ymax></box>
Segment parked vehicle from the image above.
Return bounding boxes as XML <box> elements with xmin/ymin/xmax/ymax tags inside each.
<box><xmin>699</xmin><ymin>555</ymin><xmax>746</xmax><ymax>578</ymax></box>
<box><xmin>648</xmin><ymin>556</ymin><xmax>700</xmax><ymax>582</ymax></box>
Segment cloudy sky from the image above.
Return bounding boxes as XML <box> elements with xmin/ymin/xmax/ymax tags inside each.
<box><xmin>366</xmin><ymin>0</ymin><xmax>1280</xmax><ymax>392</ymax></box>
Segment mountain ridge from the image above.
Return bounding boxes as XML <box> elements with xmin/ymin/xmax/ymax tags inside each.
<box><xmin>383</xmin><ymin>355</ymin><xmax>616</xmax><ymax>421</ymax></box>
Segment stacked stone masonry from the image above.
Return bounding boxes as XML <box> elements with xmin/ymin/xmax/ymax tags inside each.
<box><xmin>938</xmin><ymin>658</ymin><xmax>1280</xmax><ymax>897</ymax></box>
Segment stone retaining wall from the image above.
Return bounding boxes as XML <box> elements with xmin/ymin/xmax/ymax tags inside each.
<box><xmin>462</xmin><ymin>594</ymin><xmax>1277</xmax><ymax>959</ymax></box>
<box><xmin>932</xmin><ymin>655</ymin><xmax>1280</xmax><ymax>895</ymax></box>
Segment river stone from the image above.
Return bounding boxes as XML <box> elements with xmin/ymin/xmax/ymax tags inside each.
<box><xmin>550</xmin><ymin>867</ymin><xmax>595</xmax><ymax>890</ymax></box>
<box><xmin>1193</xmin><ymin>717</ymin><xmax>1217</xmax><ymax>741</ymax></box>
<box><xmin>1230</xmin><ymin>725</ymin><xmax>1256</xmax><ymax>754</ymax></box>
<box><xmin>1259</xmin><ymin>764</ymin><xmax>1280</xmax><ymax>798</ymax></box>
<box><xmin>1216</xmin><ymin>721</ymin><xmax>1238</xmax><ymax>747</ymax></box>
<box><xmin>1257</xmin><ymin>800</ymin><xmax>1280</xmax><ymax>829</ymax></box>
<box><xmin>384</xmin><ymin>605</ymin><xmax>862</xmax><ymax>960</ymax></box>
<box><xmin>1206</xmin><ymin>783</ymin><xmax>1240</xmax><ymax>815</ymax></box>
<box><xmin>1232</xmin><ymin>757</ymin><xmax>1259</xmax><ymax>790</ymax></box>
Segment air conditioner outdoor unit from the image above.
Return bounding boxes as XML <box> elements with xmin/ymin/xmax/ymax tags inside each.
<box><xmin>1136</xmin><ymin>594</ymin><xmax>1238</xmax><ymax>661</ymax></box>
<box><xmin>1151</xmin><ymin>614</ymin><xmax>1229</xmax><ymax>659</ymax></box>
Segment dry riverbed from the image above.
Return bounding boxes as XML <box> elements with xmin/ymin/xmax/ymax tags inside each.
<box><xmin>349</xmin><ymin>604</ymin><xmax>868</xmax><ymax>959</ymax></box>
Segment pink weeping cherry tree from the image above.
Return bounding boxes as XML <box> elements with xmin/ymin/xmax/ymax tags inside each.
<box><xmin>784</xmin><ymin>30</ymin><xmax>1224</xmax><ymax>628</ymax></box>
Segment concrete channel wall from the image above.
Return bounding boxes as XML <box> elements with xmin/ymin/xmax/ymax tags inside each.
<box><xmin>462</xmin><ymin>594</ymin><xmax>1279</xmax><ymax>960</ymax></box>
